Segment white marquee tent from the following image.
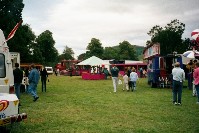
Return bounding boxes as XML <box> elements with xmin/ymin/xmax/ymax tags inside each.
<box><xmin>76</xmin><ymin>56</ymin><xmax>108</xmax><ymax>66</ymax></box>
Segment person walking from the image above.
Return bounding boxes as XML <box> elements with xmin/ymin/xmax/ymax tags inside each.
<box><xmin>123</xmin><ymin>72</ymin><xmax>129</xmax><ymax>91</ymax></box>
<box><xmin>24</xmin><ymin>67</ymin><xmax>29</xmax><ymax>92</ymax></box>
<box><xmin>13</xmin><ymin>63</ymin><xmax>23</xmax><ymax>105</ymax></box>
<box><xmin>68</xmin><ymin>66</ymin><xmax>73</xmax><ymax>77</ymax></box>
<box><xmin>110</xmin><ymin>65</ymin><xmax>119</xmax><ymax>93</ymax></box>
<box><xmin>129</xmin><ymin>68</ymin><xmax>139</xmax><ymax>91</ymax></box>
<box><xmin>103</xmin><ymin>68</ymin><xmax>109</xmax><ymax>80</ymax></box>
<box><xmin>28</xmin><ymin>64</ymin><xmax>40</xmax><ymax>102</ymax></box>
<box><xmin>40</xmin><ymin>68</ymin><xmax>48</xmax><ymax>92</ymax></box>
<box><xmin>172</xmin><ymin>62</ymin><xmax>185</xmax><ymax>105</ymax></box>
<box><xmin>139</xmin><ymin>67</ymin><xmax>143</xmax><ymax>78</ymax></box>
<box><xmin>193</xmin><ymin>62</ymin><xmax>199</xmax><ymax>104</ymax></box>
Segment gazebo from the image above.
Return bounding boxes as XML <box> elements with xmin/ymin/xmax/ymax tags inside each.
<box><xmin>76</xmin><ymin>56</ymin><xmax>108</xmax><ymax>80</ymax></box>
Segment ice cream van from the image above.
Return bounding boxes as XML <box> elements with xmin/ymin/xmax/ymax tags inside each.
<box><xmin>0</xmin><ymin>29</ymin><xmax>27</xmax><ymax>129</ymax></box>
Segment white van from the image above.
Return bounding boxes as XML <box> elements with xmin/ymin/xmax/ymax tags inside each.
<box><xmin>45</xmin><ymin>66</ymin><xmax>53</xmax><ymax>75</ymax></box>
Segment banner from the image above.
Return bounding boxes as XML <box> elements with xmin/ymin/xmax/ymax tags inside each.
<box><xmin>6</xmin><ymin>20</ymin><xmax>23</xmax><ymax>41</ymax></box>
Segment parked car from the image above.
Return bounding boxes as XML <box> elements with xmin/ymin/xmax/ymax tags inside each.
<box><xmin>45</xmin><ymin>67</ymin><xmax>53</xmax><ymax>75</ymax></box>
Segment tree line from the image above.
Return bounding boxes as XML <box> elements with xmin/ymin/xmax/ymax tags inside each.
<box><xmin>0</xmin><ymin>1</ymin><xmax>195</xmax><ymax>67</ymax></box>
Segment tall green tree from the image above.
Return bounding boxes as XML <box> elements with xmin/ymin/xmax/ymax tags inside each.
<box><xmin>8</xmin><ymin>24</ymin><xmax>36</xmax><ymax>63</ymax></box>
<box><xmin>36</xmin><ymin>30</ymin><xmax>58</xmax><ymax>64</ymax></box>
<box><xmin>0</xmin><ymin>0</ymin><xmax>24</xmax><ymax>36</ymax></box>
<box><xmin>31</xmin><ymin>42</ymin><xmax>44</xmax><ymax>63</ymax></box>
<box><xmin>118</xmin><ymin>41</ymin><xmax>138</xmax><ymax>60</ymax></box>
<box><xmin>147</xmin><ymin>25</ymin><xmax>163</xmax><ymax>41</ymax></box>
<box><xmin>147</xmin><ymin>19</ymin><xmax>186</xmax><ymax>56</ymax></box>
<box><xmin>103</xmin><ymin>46</ymin><xmax>119</xmax><ymax>60</ymax></box>
<box><xmin>0</xmin><ymin>0</ymin><xmax>28</xmax><ymax>61</ymax></box>
<box><xmin>77</xmin><ymin>53</ymin><xmax>86</xmax><ymax>60</ymax></box>
<box><xmin>59</xmin><ymin>45</ymin><xmax>74</xmax><ymax>60</ymax></box>
<box><xmin>86</xmin><ymin>38</ymin><xmax>104</xmax><ymax>58</ymax></box>
<box><xmin>182</xmin><ymin>38</ymin><xmax>196</xmax><ymax>51</ymax></box>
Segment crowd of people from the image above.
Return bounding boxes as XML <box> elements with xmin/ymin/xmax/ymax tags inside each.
<box><xmin>107</xmin><ymin>61</ymin><xmax>199</xmax><ymax>106</ymax></box>
<box><xmin>171</xmin><ymin>60</ymin><xmax>199</xmax><ymax>105</ymax></box>
<box><xmin>109</xmin><ymin>65</ymin><xmax>141</xmax><ymax>93</ymax></box>
<box><xmin>13</xmin><ymin>63</ymin><xmax>49</xmax><ymax>105</ymax></box>
<box><xmin>13</xmin><ymin>60</ymin><xmax>199</xmax><ymax>106</ymax></box>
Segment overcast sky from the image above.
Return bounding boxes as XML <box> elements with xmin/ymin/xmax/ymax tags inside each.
<box><xmin>22</xmin><ymin>0</ymin><xmax>199</xmax><ymax>58</ymax></box>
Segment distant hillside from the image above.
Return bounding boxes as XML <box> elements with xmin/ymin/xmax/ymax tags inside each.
<box><xmin>134</xmin><ymin>45</ymin><xmax>145</xmax><ymax>60</ymax></box>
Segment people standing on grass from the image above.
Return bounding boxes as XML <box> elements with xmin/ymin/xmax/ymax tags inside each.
<box><xmin>103</xmin><ymin>68</ymin><xmax>109</xmax><ymax>80</ymax></box>
<box><xmin>172</xmin><ymin>62</ymin><xmax>185</xmax><ymax>105</ymax></box>
<box><xmin>69</xmin><ymin>66</ymin><xmax>73</xmax><ymax>77</ymax></box>
<box><xmin>122</xmin><ymin>72</ymin><xmax>129</xmax><ymax>91</ymax></box>
<box><xmin>57</xmin><ymin>68</ymin><xmax>60</xmax><ymax>76</ymax></box>
<box><xmin>13</xmin><ymin>63</ymin><xmax>23</xmax><ymax>105</ymax></box>
<box><xmin>28</xmin><ymin>64</ymin><xmax>40</xmax><ymax>102</ymax></box>
<box><xmin>139</xmin><ymin>67</ymin><xmax>143</xmax><ymax>78</ymax></box>
<box><xmin>40</xmin><ymin>68</ymin><xmax>48</xmax><ymax>92</ymax></box>
<box><xmin>127</xmin><ymin>67</ymin><xmax>132</xmax><ymax>90</ymax></box>
<box><xmin>127</xmin><ymin>67</ymin><xmax>131</xmax><ymax>77</ymax></box>
<box><xmin>143</xmin><ymin>69</ymin><xmax>147</xmax><ymax>78</ymax></box>
<box><xmin>193</xmin><ymin>62</ymin><xmax>199</xmax><ymax>104</ymax></box>
<box><xmin>129</xmin><ymin>68</ymin><xmax>139</xmax><ymax>91</ymax></box>
<box><xmin>110</xmin><ymin>65</ymin><xmax>119</xmax><ymax>93</ymax></box>
<box><xmin>192</xmin><ymin>60</ymin><xmax>197</xmax><ymax>97</ymax></box>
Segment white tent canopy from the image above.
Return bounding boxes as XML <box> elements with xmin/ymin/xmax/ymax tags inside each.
<box><xmin>76</xmin><ymin>56</ymin><xmax>108</xmax><ymax>66</ymax></box>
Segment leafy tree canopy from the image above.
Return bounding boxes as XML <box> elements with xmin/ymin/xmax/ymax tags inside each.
<box><xmin>103</xmin><ymin>46</ymin><xmax>119</xmax><ymax>60</ymax></box>
<box><xmin>86</xmin><ymin>38</ymin><xmax>104</xmax><ymax>58</ymax></box>
<box><xmin>0</xmin><ymin>0</ymin><xmax>24</xmax><ymax>36</ymax></box>
<box><xmin>147</xmin><ymin>19</ymin><xmax>187</xmax><ymax>56</ymax></box>
<box><xmin>36</xmin><ymin>30</ymin><xmax>58</xmax><ymax>63</ymax></box>
<box><xmin>59</xmin><ymin>45</ymin><xmax>74</xmax><ymax>60</ymax></box>
<box><xmin>119</xmin><ymin>41</ymin><xmax>138</xmax><ymax>60</ymax></box>
<box><xmin>8</xmin><ymin>24</ymin><xmax>36</xmax><ymax>63</ymax></box>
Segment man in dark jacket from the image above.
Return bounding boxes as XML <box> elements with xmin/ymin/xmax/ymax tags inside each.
<box><xmin>13</xmin><ymin>63</ymin><xmax>23</xmax><ymax>101</ymax></box>
<box><xmin>110</xmin><ymin>65</ymin><xmax>119</xmax><ymax>92</ymax></box>
<box><xmin>40</xmin><ymin>68</ymin><xmax>48</xmax><ymax>92</ymax></box>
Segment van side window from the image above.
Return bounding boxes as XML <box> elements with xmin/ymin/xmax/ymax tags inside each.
<box><xmin>0</xmin><ymin>54</ymin><xmax>6</xmax><ymax>78</ymax></box>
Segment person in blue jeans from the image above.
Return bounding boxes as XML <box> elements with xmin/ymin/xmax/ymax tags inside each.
<box><xmin>13</xmin><ymin>63</ymin><xmax>23</xmax><ymax>105</ymax></box>
<box><xmin>129</xmin><ymin>68</ymin><xmax>139</xmax><ymax>91</ymax></box>
<box><xmin>28</xmin><ymin>64</ymin><xmax>40</xmax><ymax>102</ymax></box>
<box><xmin>172</xmin><ymin>62</ymin><xmax>185</xmax><ymax>105</ymax></box>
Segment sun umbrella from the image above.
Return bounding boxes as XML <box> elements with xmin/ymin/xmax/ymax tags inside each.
<box><xmin>183</xmin><ymin>50</ymin><xmax>199</xmax><ymax>59</ymax></box>
<box><xmin>191</xmin><ymin>29</ymin><xmax>199</xmax><ymax>42</ymax></box>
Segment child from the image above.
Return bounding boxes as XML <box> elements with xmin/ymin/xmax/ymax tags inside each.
<box><xmin>123</xmin><ymin>72</ymin><xmax>129</xmax><ymax>91</ymax></box>
<box><xmin>129</xmin><ymin>68</ymin><xmax>139</xmax><ymax>91</ymax></box>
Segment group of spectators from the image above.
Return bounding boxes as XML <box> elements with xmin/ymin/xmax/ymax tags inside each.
<box><xmin>122</xmin><ymin>67</ymin><xmax>139</xmax><ymax>92</ymax></box>
<box><xmin>13</xmin><ymin>63</ymin><xmax>49</xmax><ymax>105</ymax></box>
<box><xmin>109</xmin><ymin>65</ymin><xmax>139</xmax><ymax>93</ymax></box>
<box><xmin>165</xmin><ymin>60</ymin><xmax>199</xmax><ymax>106</ymax></box>
<box><xmin>107</xmin><ymin>61</ymin><xmax>199</xmax><ymax>106</ymax></box>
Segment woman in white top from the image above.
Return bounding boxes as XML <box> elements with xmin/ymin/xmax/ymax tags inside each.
<box><xmin>129</xmin><ymin>68</ymin><xmax>139</xmax><ymax>91</ymax></box>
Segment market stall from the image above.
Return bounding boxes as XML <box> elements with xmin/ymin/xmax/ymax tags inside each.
<box><xmin>76</xmin><ymin>56</ymin><xmax>108</xmax><ymax>80</ymax></box>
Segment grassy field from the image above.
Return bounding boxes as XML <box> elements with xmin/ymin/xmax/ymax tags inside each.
<box><xmin>12</xmin><ymin>75</ymin><xmax>199</xmax><ymax>133</ymax></box>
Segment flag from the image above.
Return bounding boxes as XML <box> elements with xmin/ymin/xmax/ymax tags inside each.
<box><xmin>6</xmin><ymin>20</ymin><xmax>23</xmax><ymax>42</ymax></box>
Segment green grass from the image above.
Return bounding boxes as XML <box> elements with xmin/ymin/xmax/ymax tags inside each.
<box><xmin>12</xmin><ymin>75</ymin><xmax>199</xmax><ymax>133</ymax></box>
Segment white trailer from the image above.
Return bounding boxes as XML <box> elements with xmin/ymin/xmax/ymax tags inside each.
<box><xmin>0</xmin><ymin>29</ymin><xmax>27</xmax><ymax>128</ymax></box>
